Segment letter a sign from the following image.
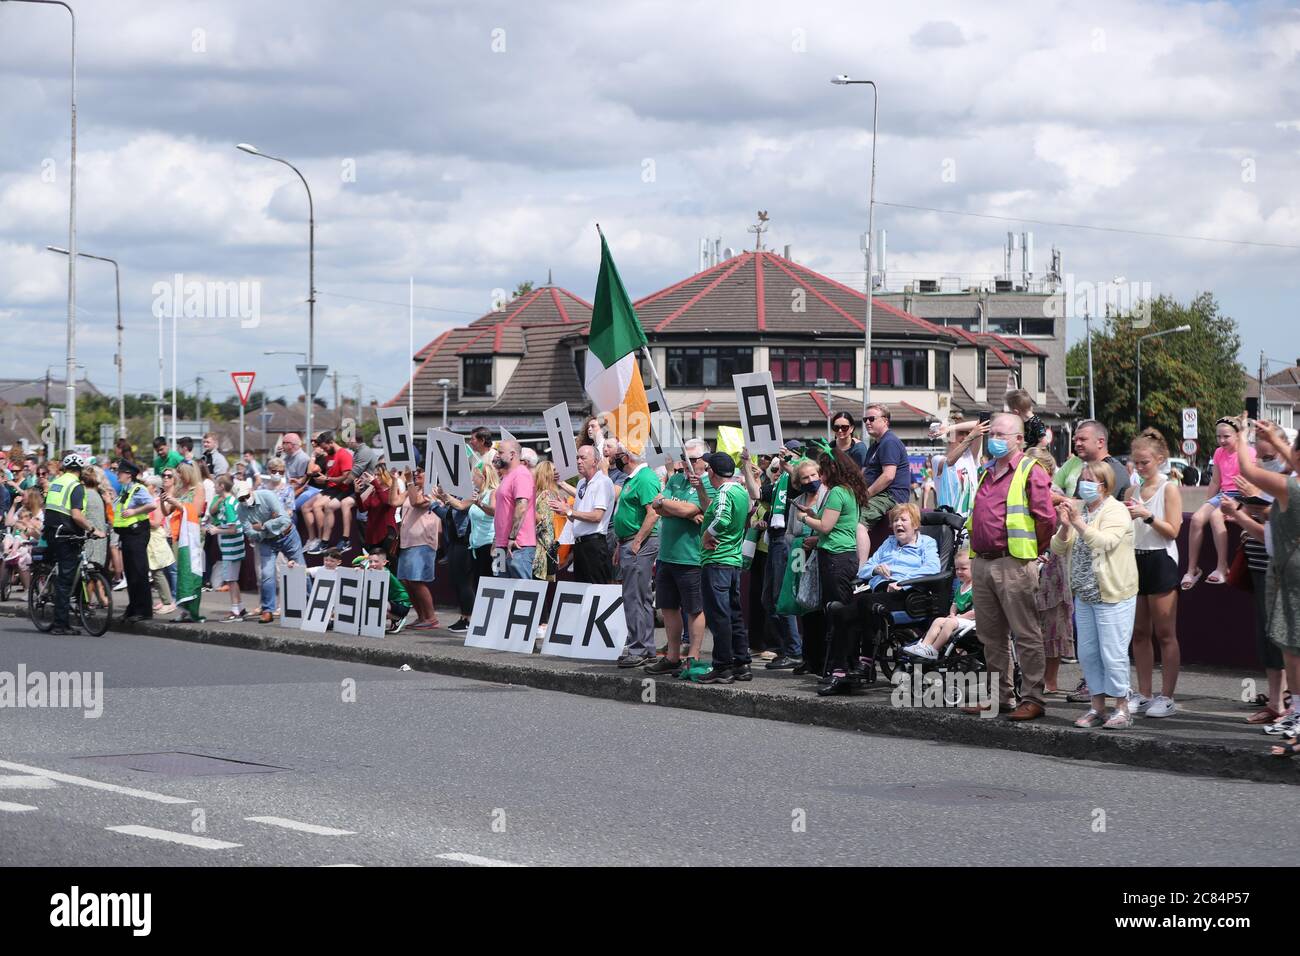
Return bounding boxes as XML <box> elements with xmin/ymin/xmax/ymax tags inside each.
<box><xmin>733</xmin><ymin>371</ymin><xmax>783</xmax><ymax>455</ymax></box>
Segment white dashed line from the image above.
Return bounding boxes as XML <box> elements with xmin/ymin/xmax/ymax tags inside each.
<box><xmin>320</xmin><ymin>863</ymin><xmax>363</xmax><ymax>867</ymax></box>
<box><xmin>0</xmin><ymin>801</ymin><xmax>38</xmax><ymax>812</ymax></box>
<box><xmin>106</xmin><ymin>825</ymin><xmax>241</xmax><ymax>850</ymax></box>
<box><xmin>0</xmin><ymin>775</ymin><xmax>57</xmax><ymax>790</ymax></box>
<box><xmin>0</xmin><ymin>759</ymin><xmax>192</xmax><ymax>805</ymax></box>
<box><xmin>245</xmin><ymin>816</ymin><xmax>355</xmax><ymax>836</ymax></box>
<box><xmin>436</xmin><ymin>852</ymin><xmax>522</xmax><ymax>867</ymax></box>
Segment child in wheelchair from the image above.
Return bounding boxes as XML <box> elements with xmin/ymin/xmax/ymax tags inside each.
<box><xmin>902</xmin><ymin>548</ymin><xmax>975</xmax><ymax>661</ymax></box>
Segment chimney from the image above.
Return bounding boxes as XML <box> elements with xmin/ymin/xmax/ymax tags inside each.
<box><xmin>783</xmin><ymin>243</ymin><xmax>792</xmax><ymax>260</ymax></box>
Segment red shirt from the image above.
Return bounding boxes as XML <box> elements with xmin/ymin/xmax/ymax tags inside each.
<box><xmin>969</xmin><ymin>451</ymin><xmax>1055</xmax><ymax>555</ymax></box>
<box><xmin>324</xmin><ymin>448</ymin><xmax>354</xmax><ymax>489</ymax></box>
<box><xmin>358</xmin><ymin>485</ymin><xmax>398</xmax><ymax>546</ymax></box>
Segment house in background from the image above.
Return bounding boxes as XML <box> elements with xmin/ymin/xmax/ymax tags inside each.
<box><xmin>1245</xmin><ymin>362</ymin><xmax>1300</xmax><ymax>431</ymax></box>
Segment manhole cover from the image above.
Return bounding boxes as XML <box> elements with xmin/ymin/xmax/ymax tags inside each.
<box><xmin>826</xmin><ymin>781</ymin><xmax>1043</xmax><ymax>806</ymax></box>
<box><xmin>74</xmin><ymin>752</ymin><xmax>289</xmax><ymax>776</ymax></box>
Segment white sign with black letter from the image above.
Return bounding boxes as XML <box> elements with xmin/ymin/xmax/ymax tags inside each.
<box><xmin>539</xmin><ymin>582</ymin><xmax>594</xmax><ymax>657</ymax></box>
<box><xmin>496</xmin><ymin>579</ymin><xmax>549</xmax><ymax>654</ymax></box>
<box><xmin>359</xmin><ymin>568</ymin><xmax>390</xmax><ymax>639</ymax></box>
<box><xmin>464</xmin><ymin>577</ymin><xmax>512</xmax><ymax>649</ymax></box>
<box><xmin>733</xmin><ymin>371</ymin><xmax>783</xmax><ymax>455</ymax></box>
<box><xmin>543</xmin><ymin>402</ymin><xmax>579</xmax><ymax>481</ymax></box>
<box><xmin>301</xmin><ymin>569</ymin><xmax>338</xmax><ymax>633</ymax></box>
<box><xmin>278</xmin><ymin>565</ymin><xmax>308</xmax><ymax>626</ymax></box>
<box><xmin>377</xmin><ymin>406</ymin><xmax>416</xmax><ymax>470</ymax></box>
<box><xmin>333</xmin><ymin>567</ymin><xmax>364</xmax><ymax>636</ymax></box>
<box><xmin>541</xmin><ymin>583</ymin><xmax>627</xmax><ymax>661</ymax></box>
<box><xmin>425</xmin><ymin>428</ymin><xmax>475</xmax><ymax>498</ymax></box>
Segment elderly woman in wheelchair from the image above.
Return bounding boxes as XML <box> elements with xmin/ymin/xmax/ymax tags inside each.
<box><xmin>818</xmin><ymin>503</ymin><xmax>942</xmax><ymax>696</ymax></box>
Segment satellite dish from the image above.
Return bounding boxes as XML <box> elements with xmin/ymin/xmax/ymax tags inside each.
<box><xmin>722</xmin><ymin>247</ymin><xmax>735</xmax><ymax>260</ymax></box>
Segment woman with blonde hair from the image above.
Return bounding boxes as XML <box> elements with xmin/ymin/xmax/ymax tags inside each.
<box><xmin>532</xmin><ymin>460</ymin><xmax>561</xmax><ymax>580</ymax></box>
<box><xmin>435</xmin><ymin>462</ymin><xmax>499</xmax><ymax>631</ymax></box>
<box><xmin>162</xmin><ymin>461</ymin><xmax>206</xmax><ymax>622</ymax></box>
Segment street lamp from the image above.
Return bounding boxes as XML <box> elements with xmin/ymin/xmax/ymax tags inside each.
<box><xmin>7</xmin><ymin>0</ymin><xmax>77</xmax><ymax>446</ymax></box>
<box><xmin>435</xmin><ymin>378</ymin><xmax>451</xmax><ymax>428</ymax></box>
<box><xmin>1136</xmin><ymin>325</ymin><xmax>1192</xmax><ymax>431</ymax></box>
<box><xmin>831</xmin><ymin>74</ymin><xmax>878</xmax><ymax>420</ymax></box>
<box><xmin>47</xmin><ymin>245</ymin><xmax>122</xmax><ymax>439</ymax></box>
<box><xmin>238</xmin><ymin>143</ymin><xmax>318</xmax><ymax>442</ymax></box>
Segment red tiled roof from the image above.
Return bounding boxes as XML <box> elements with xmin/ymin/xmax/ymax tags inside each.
<box><xmin>464</xmin><ymin>285</ymin><xmax>592</xmax><ymax>329</ymax></box>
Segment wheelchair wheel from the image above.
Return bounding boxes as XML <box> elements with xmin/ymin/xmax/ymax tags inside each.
<box><xmin>0</xmin><ymin>562</ymin><xmax>10</xmax><ymax>603</ymax></box>
<box><xmin>77</xmin><ymin>568</ymin><xmax>113</xmax><ymax>637</ymax></box>
<box><xmin>875</xmin><ymin>627</ymin><xmax>915</xmax><ymax>682</ymax></box>
<box><xmin>28</xmin><ymin>564</ymin><xmax>55</xmax><ymax>633</ymax></box>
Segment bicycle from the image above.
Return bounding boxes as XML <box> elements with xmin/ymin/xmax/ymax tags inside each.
<box><xmin>27</xmin><ymin>528</ymin><xmax>113</xmax><ymax>636</ymax></box>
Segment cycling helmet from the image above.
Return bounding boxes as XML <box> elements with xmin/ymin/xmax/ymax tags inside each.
<box><xmin>61</xmin><ymin>452</ymin><xmax>88</xmax><ymax>471</ymax></box>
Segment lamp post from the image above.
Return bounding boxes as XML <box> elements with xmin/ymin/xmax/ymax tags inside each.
<box><xmin>238</xmin><ymin>143</ymin><xmax>317</xmax><ymax>441</ymax></box>
<box><xmin>435</xmin><ymin>378</ymin><xmax>451</xmax><ymax>428</ymax></box>
<box><xmin>47</xmin><ymin>245</ymin><xmax>122</xmax><ymax>438</ymax></box>
<box><xmin>7</xmin><ymin>0</ymin><xmax>77</xmax><ymax>446</ymax></box>
<box><xmin>1136</xmin><ymin>325</ymin><xmax>1192</xmax><ymax>431</ymax></box>
<box><xmin>831</xmin><ymin>74</ymin><xmax>878</xmax><ymax>419</ymax></box>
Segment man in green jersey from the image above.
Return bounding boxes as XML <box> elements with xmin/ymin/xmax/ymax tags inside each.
<box><xmin>610</xmin><ymin>445</ymin><xmax>661</xmax><ymax>667</ymax></box>
<box><xmin>645</xmin><ymin>438</ymin><xmax>711</xmax><ymax>680</ymax></box>
<box><xmin>696</xmin><ymin>452</ymin><xmax>752</xmax><ymax>685</ymax></box>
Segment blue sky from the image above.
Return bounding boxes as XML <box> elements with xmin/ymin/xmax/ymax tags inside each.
<box><xmin>2</xmin><ymin>0</ymin><xmax>1298</xmax><ymax>407</ymax></box>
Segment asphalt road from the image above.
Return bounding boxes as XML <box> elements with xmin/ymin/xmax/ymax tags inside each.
<box><xmin>0</xmin><ymin>616</ymin><xmax>1294</xmax><ymax>866</ymax></box>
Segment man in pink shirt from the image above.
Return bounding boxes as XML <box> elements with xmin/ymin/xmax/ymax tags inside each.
<box><xmin>964</xmin><ymin>413</ymin><xmax>1056</xmax><ymax>721</ymax></box>
<box><xmin>492</xmin><ymin>440</ymin><xmax>537</xmax><ymax>579</ymax></box>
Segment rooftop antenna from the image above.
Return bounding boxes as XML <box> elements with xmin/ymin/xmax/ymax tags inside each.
<box><xmin>748</xmin><ymin>210</ymin><xmax>769</xmax><ymax>251</ymax></box>
<box><xmin>546</xmin><ymin>268</ymin><xmax>553</xmax><ymax>286</ymax></box>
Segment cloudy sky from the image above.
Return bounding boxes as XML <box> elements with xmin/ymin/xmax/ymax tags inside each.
<box><xmin>2</xmin><ymin>0</ymin><xmax>1298</xmax><ymax>411</ymax></box>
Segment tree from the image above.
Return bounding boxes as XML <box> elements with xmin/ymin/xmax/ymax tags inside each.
<box><xmin>512</xmin><ymin>280</ymin><xmax>535</xmax><ymax>300</ymax></box>
<box><xmin>1066</xmin><ymin>293</ymin><xmax>1243</xmax><ymax>461</ymax></box>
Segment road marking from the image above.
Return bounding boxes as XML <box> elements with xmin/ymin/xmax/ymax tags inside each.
<box><xmin>0</xmin><ymin>775</ymin><xmax>57</xmax><ymax>790</ymax></box>
<box><xmin>106</xmin><ymin>825</ymin><xmax>241</xmax><ymax>850</ymax></box>
<box><xmin>245</xmin><ymin>816</ymin><xmax>355</xmax><ymax>836</ymax></box>
<box><xmin>0</xmin><ymin>759</ymin><xmax>192</xmax><ymax>805</ymax></box>
<box><xmin>321</xmin><ymin>863</ymin><xmax>362</xmax><ymax>867</ymax></box>
<box><xmin>0</xmin><ymin>801</ymin><xmax>38</xmax><ymax>812</ymax></box>
<box><xmin>436</xmin><ymin>852</ymin><xmax>522</xmax><ymax>867</ymax></box>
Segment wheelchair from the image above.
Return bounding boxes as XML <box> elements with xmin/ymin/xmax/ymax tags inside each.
<box><xmin>832</xmin><ymin>510</ymin><xmax>1022</xmax><ymax>699</ymax></box>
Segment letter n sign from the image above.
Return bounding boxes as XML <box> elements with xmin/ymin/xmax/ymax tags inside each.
<box><xmin>732</xmin><ymin>371</ymin><xmax>783</xmax><ymax>455</ymax></box>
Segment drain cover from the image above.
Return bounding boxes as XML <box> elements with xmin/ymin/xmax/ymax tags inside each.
<box><xmin>826</xmin><ymin>781</ymin><xmax>1042</xmax><ymax>806</ymax></box>
<box><xmin>74</xmin><ymin>752</ymin><xmax>289</xmax><ymax>776</ymax></box>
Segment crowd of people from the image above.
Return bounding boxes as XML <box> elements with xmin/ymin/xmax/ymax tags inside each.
<box><xmin>4</xmin><ymin>390</ymin><xmax>1300</xmax><ymax>756</ymax></box>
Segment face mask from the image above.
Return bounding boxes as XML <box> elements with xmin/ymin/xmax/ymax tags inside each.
<box><xmin>986</xmin><ymin>438</ymin><xmax>1009</xmax><ymax>459</ymax></box>
<box><xmin>1261</xmin><ymin>457</ymin><xmax>1288</xmax><ymax>474</ymax></box>
<box><xmin>803</xmin><ymin>479</ymin><xmax>821</xmax><ymax>496</ymax></box>
<box><xmin>1077</xmin><ymin>480</ymin><xmax>1101</xmax><ymax>502</ymax></box>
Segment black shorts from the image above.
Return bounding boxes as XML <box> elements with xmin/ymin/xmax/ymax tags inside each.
<box><xmin>1135</xmin><ymin>549</ymin><xmax>1179</xmax><ymax>595</ymax></box>
<box><xmin>656</xmin><ymin>561</ymin><xmax>703</xmax><ymax>617</ymax></box>
<box><xmin>322</xmin><ymin>485</ymin><xmax>354</xmax><ymax>501</ymax></box>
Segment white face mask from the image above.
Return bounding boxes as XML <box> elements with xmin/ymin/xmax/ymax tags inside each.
<box><xmin>1260</xmin><ymin>457</ymin><xmax>1289</xmax><ymax>474</ymax></box>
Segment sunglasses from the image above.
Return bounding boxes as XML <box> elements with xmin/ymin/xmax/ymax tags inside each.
<box><xmin>687</xmin><ymin>455</ymin><xmax>705</xmax><ymax>462</ymax></box>
<box><xmin>863</xmin><ymin>416</ymin><xmax>880</xmax><ymax>424</ymax></box>
<box><xmin>833</xmin><ymin>424</ymin><xmax>853</xmax><ymax>432</ymax></box>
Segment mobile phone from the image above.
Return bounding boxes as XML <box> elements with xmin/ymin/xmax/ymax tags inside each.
<box><xmin>978</xmin><ymin>411</ymin><xmax>993</xmax><ymax>425</ymax></box>
<box><xmin>1245</xmin><ymin>397</ymin><xmax>1259</xmax><ymax>420</ymax></box>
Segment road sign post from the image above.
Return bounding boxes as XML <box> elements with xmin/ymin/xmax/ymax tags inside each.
<box><xmin>232</xmin><ymin>372</ymin><xmax>256</xmax><ymax>462</ymax></box>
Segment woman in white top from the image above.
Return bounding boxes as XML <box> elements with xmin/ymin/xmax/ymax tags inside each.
<box><xmin>1123</xmin><ymin>428</ymin><xmax>1184</xmax><ymax>718</ymax></box>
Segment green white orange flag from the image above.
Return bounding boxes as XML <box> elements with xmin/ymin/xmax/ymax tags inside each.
<box><xmin>585</xmin><ymin>228</ymin><xmax>651</xmax><ymax>453</ymax></box>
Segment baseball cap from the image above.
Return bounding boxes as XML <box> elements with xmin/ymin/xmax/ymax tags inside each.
<box><xmin>232</xmin><ymin>479</ymin><xmax>255</xmax><ymax>500</ymax></box>
<box><xmin>707</xmin><ymin>452</ymin><xmax>736</xmax><ymax>477</ymax></box>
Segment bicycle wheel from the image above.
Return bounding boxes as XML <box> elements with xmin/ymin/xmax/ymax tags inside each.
<box><xmin>28</xmin><ymin>565</ymin><xmax>55</xmax><ymax>633</ymax></box>
<box><xmin>77</xmin><ymin>568</ymin><xmax>113</xmax><ymax>637</ymax></box>
<box><xmin>0</xmin><ymin>563</ymin><xmax>10</xmax><ymax>603</ymax></box>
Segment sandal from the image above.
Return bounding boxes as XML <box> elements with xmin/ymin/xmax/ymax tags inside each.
<box><xmin>1103</xmin><ymin>710</ymin><xmax>1133</xmax><ymax>730</ymax></box>
<box><xmin>1269</xmin><ymin>736</ymin><xmax>1300</xmax><ymax>759</ymax></box>
<box><xmin>1179</xmin><ymin>570</ymin><xmax>1202</xmax><ymax>591</ymax></box>
<box><xmin>1205</xmin><ymin>570</ymin><xmax>1227</xmax><ymax>585</ymax></box>
<box><xmin>1248</xmin><ymin>707</ymin><xmax>1284</xmax><ymax>725</ymax></box>
<box><xmin>1074</xmin><ymin>709</ymin><xmax>1105</xmax><ymax>728</ymax></box>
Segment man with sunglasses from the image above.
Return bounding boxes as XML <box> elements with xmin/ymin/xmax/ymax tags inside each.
<box><xmin>861</xmin><ymin>405</ymin><xmax>912</xmax><ymax>527</ymax></box>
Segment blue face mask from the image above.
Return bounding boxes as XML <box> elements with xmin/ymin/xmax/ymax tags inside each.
<box><xmin>804</xmin><ymin>479</ymin><xmax>822</xmax><ymax>495</ymax></box>
<box><xmin>986</xmin><ymin>438</ymin><xmax>1009</xmax><ymax>459</ymax></box>
<box><xmin>1078</xmin><ymin>480</ymin><xmax>1101</xmax><ymax>502</ymax></box>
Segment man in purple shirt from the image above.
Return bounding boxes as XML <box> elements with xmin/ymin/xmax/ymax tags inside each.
<box><xmin>964</xmin><ymin>413</ymin><xmax>1055</xmax><ymax>720</ymax></box>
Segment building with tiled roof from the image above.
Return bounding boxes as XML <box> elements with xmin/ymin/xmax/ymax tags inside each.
<box><xmin>1244</xmin><ymin>361</ymin><xmax>1300</xmax><ymax>431</ymax></box>
<box><xmin>395</xmin><ymin>251</ymin><xmax>1073</xmax><ymax>448</ymax></box>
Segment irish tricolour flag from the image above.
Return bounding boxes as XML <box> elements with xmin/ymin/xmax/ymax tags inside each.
<box><xmin>585</xmin><ymin>228</ymin><xmax>651</xmax><ymax>454</ymax></box>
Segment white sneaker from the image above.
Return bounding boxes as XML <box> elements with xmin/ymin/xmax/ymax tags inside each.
<box><xmin>903</xmin><ymin>641</ymin><xmax>938</xmax><ymax>660</ymax></box>
<box><xmin>112</xmin><ymin>578</ymin><xmax>128</xmax><ymax>592</ymax></box>
<box><xmin>303</xmin><ymin>538</ymin><xmax>321</xmax><ymax>553</ymax></box>
<box><xmin>1264</xmin><ymin>712</ymin><xmax>1300</xmax><ymax>736</ymax></box>
<box><xmin>1142</xmin><ymin>695</ymin><xmax>1176</xmax><ymax>718</ymax></box>
<box><xmin>1129</xmin><ymin>692</ymin><xmax>1152</xmax><ymax>714</ymax></box>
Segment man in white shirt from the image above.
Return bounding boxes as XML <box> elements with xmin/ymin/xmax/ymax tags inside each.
<box><xmin>554</xmin><ymin>445</ymin><xmax>614</xmax><ymax>584</ymax></box>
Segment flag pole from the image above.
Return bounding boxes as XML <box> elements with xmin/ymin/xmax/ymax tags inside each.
<box><xmin>639</xmin><ymin>343</ymin><xmax>689</xmax><ymax>464</ymax></box>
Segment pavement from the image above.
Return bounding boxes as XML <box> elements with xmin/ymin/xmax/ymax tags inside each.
<box><xmin>2</xmin><ymin>586</ymin><xmax>1294</xmax><ymax>787</ymax></box>
<box><xmin>0</xmin><ymin>617</ymin><xmax>1296</xmax><ymax>866</ymax></box>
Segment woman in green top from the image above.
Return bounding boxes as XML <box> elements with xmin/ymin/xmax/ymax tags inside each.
<box><xmin>793</xmin><ymin>450</ymin><xmax>873</xmax><ymax>676</ymax></box>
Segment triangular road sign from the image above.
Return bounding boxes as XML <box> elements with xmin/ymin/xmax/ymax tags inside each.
<box><xmin>231</xmin><ymin>371</ymin><xmax>256</xmax><ymax>406</ymax></box>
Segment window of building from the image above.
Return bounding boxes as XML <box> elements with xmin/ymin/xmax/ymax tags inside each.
<box><xmin>941</xmin><ymin>317</ymin><xmax>980</xmax><ymax>332</ymax></box>
<box><xmin>870</xmin><ymin>348</ymin><xmax>928</xmax><ymax>389</ymax></box>
<box><xmin>666</xmin><ymin>347</ymin><xmax>753</xmax><ymax>388</ymax></box>
<box><xmin>935</xmin><ymin>349</ymin><xmax>950</xmax><ymax>391</ymax></box>
<box><xmin>769</xmin><ymin>348</ymin><xmax>854</xmax><ymax>387</ymax></box>
<box><xmin>1021</xmin><ymin>317</ymin><xmax>1055</xmax><ymax>336</ymax></box>
<box><xmin>572</xmin><ymin>348</ymin><xmax>586</xmax><ymax>383</ymax></box>
<box><xmin>977</xmin><ymin>349</ymin><xmax>987</xmax><ymax>389</ymax></box>
<box><xmin>462</xmin><ymin>355</ymin><xmax>493</xmax><ymax>397</ymax></box>
<box><xmin>1037</xmin><ymin>358</ymin><xmax>1046</xmax><ymax>394</ymax></box>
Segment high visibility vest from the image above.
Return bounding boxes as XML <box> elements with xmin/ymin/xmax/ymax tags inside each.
<box><xmin>44</xmin><ymin>473</ymin><xmax>79</xmax><ymax>517</ymax></box>
<box><xmin>966</xmin><ymin>455</ymin><xmax>1043</xmax><ymax>559</ymax></box>
<box><xmin>113</xmin><ymin>482</ymin><xmax>150</xmax><ymax>529</ymax></box>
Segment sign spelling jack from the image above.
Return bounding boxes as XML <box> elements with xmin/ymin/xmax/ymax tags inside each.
<box><xmin>464</xmin><ymin>579</ymin><xmax>627</xmax><ymax>661</ymax></box>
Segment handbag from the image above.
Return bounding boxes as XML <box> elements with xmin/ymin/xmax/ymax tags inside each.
<box><xmin>795</xmin><ymin>549</ymin><xmax>821</xmax><ymax>612</ymax></box>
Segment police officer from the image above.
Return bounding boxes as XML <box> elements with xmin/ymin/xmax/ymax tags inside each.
<box><xmin>112</xmin><ymin>460</ymin><xmax>156</xmax><ymax>623</ymax></box>
<box><xmin>43</xmin><ymin>453</ymin><xmax>105</xmax><ymax>635</ymax></box>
